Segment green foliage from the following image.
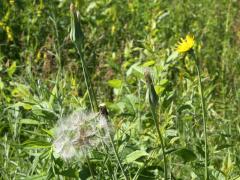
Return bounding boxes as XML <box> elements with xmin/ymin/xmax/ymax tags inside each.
<box><xmin>1</xmin><ymin>0</ymin><xmax>240</xmax><ymax>179</ymax></box>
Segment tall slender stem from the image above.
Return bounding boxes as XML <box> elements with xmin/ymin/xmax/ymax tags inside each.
<box><xmin>145</xmin><ymin>71</ymin><xmax>168</xmax><ymax>179</ymax></box>
<box><xmin>109</xmin><ymin>133</ymin><xmax>128</xmax><ymax>180</ymax></box>
<box><xmin>99</xmin><ymin>105</ymin><xmax>128</xmax><ymax>180</ymax></box>
<box><xmin>75</xmin><ymin>44</ymin><xmax>98</xmax><ymax>112</ymax></box>
<box><xmin>137</xmin><ymin>80</ymin><xmax>142</xmax><ymax>131</ymax></box>
<box><xmin>85</xmin><ymin>155</ymin><xmax>95</xmax><ymax>179</ymax></box>
<box><xmin>193</xmin><ymin>52</ymin><xmax>208</xmax><ymax>180</ymax></box>
<box><xmin>150</xmin><ymin>106</ymin><xmax>168</xmax><ymax>179</ymax></box>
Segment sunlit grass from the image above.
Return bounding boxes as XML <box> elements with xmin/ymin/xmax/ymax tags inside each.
<box><xmin>0</xmin><ymin>0</ymin><xmax>240</xmax><ymax>179</ymax></box>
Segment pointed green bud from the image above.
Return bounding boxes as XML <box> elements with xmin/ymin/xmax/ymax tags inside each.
<box><xmin>70</xmin><ymin>3</ymin><xmax>84</xmax><ymax>48</ymax></box>
<box><xmin>144</xmin><ymin>69</ymin><xmax>159</xmax><ymax>108</ymax></box>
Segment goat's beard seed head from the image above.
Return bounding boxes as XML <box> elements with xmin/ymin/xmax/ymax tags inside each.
<box><xmin>53</xmin><ymin>110</ymin><xmax>111</xmax><ymax>160</ymax></box>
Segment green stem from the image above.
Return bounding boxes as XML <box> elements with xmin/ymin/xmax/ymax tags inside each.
<box><xmin>109</xmin><ymin>131</ymin><xmax>128</xmax><ymax>180</ymax></box>
<box><xmin>193</xmin><ymin>52</ymin><xmax>208</xmax><ymax>180</ymax></box>
<box><xmin>150</xmin><ymin>106</ymin><xmax>168</xmax><ymax>179</ymax></box>
<box><xmin>99</xmin><ymin>105</ymin><xmax>128</xmax><ymax>179</ymax></box>
<box><xmin>137</xmin><ymin>80</ymin><xmax>142</xmax><ymax>131</ymax></box>
<box><xmin>145</xmin><ymin>72</ymin><xmax>168</xmax><ymax>179</ymax></box>
<box><xmin>86</xmin><ymin>155</ymin><xmax>95</xmax><ymax>179</ymax></box>
<box><xmin>49</xmin><ymin>16</ymin><xmax>64</xmax><ymax>107</ymax></box>
<box><xmin>75</xmin><ymin>44</ymin><xmax>98</xmax><ymax>112</ymax></box>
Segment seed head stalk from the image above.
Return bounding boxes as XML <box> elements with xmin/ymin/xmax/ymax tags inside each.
<box><xmin>75</xmin><ymin>45</ymin><xmax>98</xmax><ymax>112</ymax></box>
<box><xmin>151</xmin><ymin>106</ymin><xmax>168</xmax><ymax>179</ymax></box>
<box><xmin>191</xmin><ymin>50</ymin><xmax>208</xmax><ymax>180</ymax></box>
<box><xmin>69</xmin><ymin>4</ymin><xmax>98</xmax><ymax>179</ymax></box>
<box><xmin>144</xmin><ymin>72</ymin><xmax>168</xmax><ymax>179</ymax></box>
<box><xmin>85</xmin><ymin>155</ymin><xmax>95</xmax><ymax>179</ymax></box>
<box><xmin>109</xmin><ymin>132</ymin><xmax>128</xmax><ymax>180</ymax></box>
<box><xmin>99</xmin><ymin>105</ymin><xmax>128</xmax><ymax>180</ymax></box>
<box><xmin>70</xmin><ymin>3</ymin><xmax>98</xmax><ymax>112</ymax></box>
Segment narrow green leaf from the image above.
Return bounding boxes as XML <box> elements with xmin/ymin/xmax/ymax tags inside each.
<box><xmin>125</xmin><ymin>150</ymin><xmax>149</xmax><ymax>163</ymax></box>
<box><xmin>22</xmin><ymin>140</ymin><xmax>51</xmax><ymax>149</ymax></box>
<box><xmin>108</xmin><ymin>79</ymin><xmax>122</xmax><ymax>88</ymax></box>
<box><xmin>7</xmin><ymin>61</ymin><xmax>17</xmax><ymax>77</ymax></box>
<box><xmin>19</xmin><ymin>119</ymin><xmax>45</xmax><ymax>125</ymax></box>
<box><xmin>142</xmin><ymin>60</ymin><xmax>155</xmax><ymax>67</ymax></box>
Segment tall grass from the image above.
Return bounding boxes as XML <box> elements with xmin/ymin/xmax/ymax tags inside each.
<box><xmin>0</xmin><ymin>0</ymin><xmax>240</xmax><ymax>179</ymax></box>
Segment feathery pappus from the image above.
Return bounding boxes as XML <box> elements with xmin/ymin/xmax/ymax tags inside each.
<box><xmin>53</xmin><ymin>110</ymin><xmax>111</xmax><ymax>160</ymax></box>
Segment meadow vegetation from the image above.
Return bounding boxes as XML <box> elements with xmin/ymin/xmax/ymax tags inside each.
<box><xmin>1</xmin><ymin>0</ymin><xmax>240</xmax><ymax>179</ymax></box>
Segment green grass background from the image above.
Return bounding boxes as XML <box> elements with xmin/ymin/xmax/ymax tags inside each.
<box><xmin>1</xmin><ymin>0</ymin><xmax>240</xmax><ymax>179</ymax></box>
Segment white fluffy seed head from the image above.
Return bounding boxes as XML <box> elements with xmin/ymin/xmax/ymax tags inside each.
<box><xmin>53</xmin><ymin>110</ymin><xmax>111</xmax><ymax>160</ymax></box>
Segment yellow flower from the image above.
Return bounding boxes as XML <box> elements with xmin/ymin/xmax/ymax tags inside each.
<box><xmin>10</xmin><ymin>0</ymin><xmax>15</xmax><ymax>5</ymax></box>
<box><xmin>6</xmin><ymin>26</ymin><xmax>13</xmax><ymax>41</ymax></box>
<box><xmin>0</xmin><ymin>22</ymin><xmax>13</xmax><ymax>41</ymax></box>
<box><xmin>176</xmin><ymin>35</ymin><xmax>194</xmax><ymax>53</ymax></box>
<box><xmin>0</xmin><ymin>22</ymin><xmax>4</xmax><ymax>27</ymax></box>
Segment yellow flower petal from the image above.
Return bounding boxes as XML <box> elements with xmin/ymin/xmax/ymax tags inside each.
<box><xmin>176</xmin><ymin>34</ymin><xmax>194</xmax><ymax>53</ymax></box>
